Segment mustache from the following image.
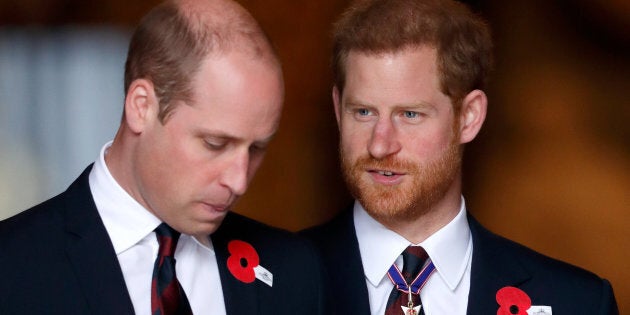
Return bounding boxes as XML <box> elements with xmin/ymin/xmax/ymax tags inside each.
<box><xmin>350</xmin><ymin>155</ymin><xmax>417</xmax><ymax>172</ymax></box>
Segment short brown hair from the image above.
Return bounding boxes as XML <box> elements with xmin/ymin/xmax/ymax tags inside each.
<box><xmin>332</xmin><ymin>0</ymin><xmax>493</xmax><ymax>108</ymax></box>
<box><xmin>124</xmin><ymin>0</ymin><xmax>278</xmax><ymax>122</ymax></box>
<box><xmin>124</xmin><ymin>1</ymin><xmax>207</xmax><ymax>122</ymax></box>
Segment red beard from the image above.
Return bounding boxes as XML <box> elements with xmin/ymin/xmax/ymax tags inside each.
<box><xmin>341</xmin><ymin>139</ymin><xmax>462</xmax><ymax>223</ymax></box>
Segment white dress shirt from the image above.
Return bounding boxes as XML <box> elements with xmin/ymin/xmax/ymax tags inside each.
<box><xmin>89</xmin><ymin>142</ymin><xmax>226</xmax><ymax>315</ymax></box>
<box><xmin>354</xmin><ymin>198</ymin><xmax>472</xmax><ymax>315</ymax></box>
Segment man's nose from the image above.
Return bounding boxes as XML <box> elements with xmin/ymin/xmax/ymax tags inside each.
<box><xmin>367</xmin><ymin>118</ymin><xmax>401</xmax><ymax>159</ymax></box>
<box><xmin>219</xmin><ymin>149</ymin><xmax>249</xmax><ymax>197</ymax></box>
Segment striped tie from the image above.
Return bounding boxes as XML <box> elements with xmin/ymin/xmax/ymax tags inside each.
<box><xmin>385</xmin><ymin>246</ymin><xmax>429</xmax><ymax>315</ymax></box>
<box><xmin>151</xmin><ymin>223</ymin><xmax>193</xmax><ymax>315</ymax></box>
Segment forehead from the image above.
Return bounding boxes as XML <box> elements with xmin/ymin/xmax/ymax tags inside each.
<box><xmin>345</xmin><ymin>46</ymin><xmax>438</xmax><ymax>79</ymax></box>
<box><xmin>180</xmin><ymin>51</ymin><xmax>283</xmax><ymax>138</ymax></box>
<box><xmin>343</xmin><ymin>47</ymin><xmax>443</xmax><ymax>104</ymax></box>
<box><xmin>194</xmin><ymin>50</ymin><xmax>282</xmax><ymax>90</ymax></box>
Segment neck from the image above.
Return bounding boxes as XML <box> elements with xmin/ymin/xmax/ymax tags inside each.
<box><xmin>378</xmin><ymin>185</ymin><xmax>462</xmax><ymax>244</ymax></box>
<box><xmin>104</xmin><ymin>129</ymin><xmax>145</xmax><ymax>209</ymax></box>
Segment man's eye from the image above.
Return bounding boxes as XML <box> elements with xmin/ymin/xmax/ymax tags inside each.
<box><xmin>357</xmin><ymin>108</ymin><xmax>371</xmax><ymax>116</ymax></box>
<box><xmin>404</xmin><ymin>111</ymin><xmax>418</xmax><ymax>118</ymax></box>
<box><xmin>204</xmin><ymin>140</ymin><xmax>226</xmax><ymax>150</ymax></box>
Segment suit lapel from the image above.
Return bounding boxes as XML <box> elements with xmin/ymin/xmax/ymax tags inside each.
<box><xmin>63</xmin><ymin>166</ymin><xmax>135</xmax><ymax>315</ymax></box>
<box><xmin>325</xmin><ymin>209</ymin><xmax>371</xmax><ymax>314</ymax></box>
<box><xmin>212</xmin><ymin>213</ymin><xmax>259</xmax><ymax>314</ymax></box>
<box><xmin>466</xmin><ymin>214</ymin><xmax>531</xmax><ymax>315</ymax></box>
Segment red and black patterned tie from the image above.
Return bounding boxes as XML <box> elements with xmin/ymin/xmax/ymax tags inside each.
<box><xmin>385</xmin><ymin>246</ymin><xmax>428</xmax><ymax>315</ymax></box>
<box><xmin>151</xmin><ymin>223</ymin><xmax>193</xmax><ymax>315</ymax></box>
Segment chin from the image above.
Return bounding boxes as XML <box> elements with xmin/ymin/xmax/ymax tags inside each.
<box><xmin>363</xmin><ymin>200</ymin><xmax>418</xmax><ymax>221</ymax></box>
<box><xmin>179</xmin><ymin>209</ymin><xmax>227</xmax><ymax>236</ymax></box>
<box><xmin>187</xmin><ymin>220</ymin><xmax>223</xmax><ymax>238</ymax></box>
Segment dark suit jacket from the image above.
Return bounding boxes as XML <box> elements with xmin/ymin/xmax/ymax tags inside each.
<box><xmin>0</xmin><ymin>166</ymin><xmax>328</xmax><ymax>315</ymax></box>
<box><xmin>301</xmin><ymin>208</ymin><xmax>619</xmax><ymax>315</ymax></box>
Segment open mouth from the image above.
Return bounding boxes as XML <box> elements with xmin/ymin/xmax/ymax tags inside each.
<box><xmin>369</xmin><ymin>169</ymin><xmax>404</xmax><ymax>176</ymax></box>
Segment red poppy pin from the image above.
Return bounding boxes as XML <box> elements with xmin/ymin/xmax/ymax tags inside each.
<box><xmin>227</xmin><ymin>240</ymin><xmax>273</xmax><ymax>287</ymax></box>
<box><xmin>496</xmin><ymin>286</ymin><xmax>531</xmax><ymax>315</ymax></box>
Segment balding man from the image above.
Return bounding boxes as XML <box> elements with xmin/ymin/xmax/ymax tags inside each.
<box><xmin>0</xmin><ymin>1</ymin><xmax>327</xmax><ymax>314</ymax></box>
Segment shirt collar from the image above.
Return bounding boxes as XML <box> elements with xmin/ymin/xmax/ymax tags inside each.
<box><xmin>354</xmin><ymin>203</ymin><xmax>409</xmax><ymax>287</ymax></box>
<box><xmin>354</xmin><ymin>198</ymin><xmax>472</xmax><ymax>291</ymax></box>
<box><xmin>89</xmin><ymin>141</ymin><xmax>162</xmax><ymax>255</ymax></box>
<box><xmin>421</xmin><ymin>200</ymin><xmax>472</xmax><ymax>290</ymax></box>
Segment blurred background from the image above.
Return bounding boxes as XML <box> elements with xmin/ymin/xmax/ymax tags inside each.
<box><xmin>0</xmin><ymin>0</ymin><xmax>628</xmax><ymax>312</ymax></box>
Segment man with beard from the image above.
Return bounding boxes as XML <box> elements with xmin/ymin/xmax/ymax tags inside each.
<box><xmin>0</xmin><ymin>1</ymin><xmax>328</xmax><ymax>314</ymax></box>
<box><xmin>302</xmin><ymin>0</ymin><xmax>618</xmax><ymax>314</ymax></box>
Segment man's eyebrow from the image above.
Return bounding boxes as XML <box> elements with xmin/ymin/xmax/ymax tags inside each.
<box><xmin>197</xmin><ymin>128</ymin><xmax>277</xmax><ymax>146</ymax></box>
<box><xmin>197</xmin><ymin>129</ymin><xmax>236</xmax><ymax>139</ymax></box>
<box><xmin>344</xmin><ymin>99</ymin><xmax>435</xmax><ymax>110</ymax></box>
<box><xmin>343</xmin><ymin>99</ymin><xmax>376</xmax><ymax>109</ymax></box>
<box><xmin>394</xmin><ymin>102</ymin><xmax>435</xmax><ymax>110</ymax></box>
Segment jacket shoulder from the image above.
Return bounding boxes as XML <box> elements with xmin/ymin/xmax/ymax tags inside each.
<box><xmin>472</xmin><ymin>216</ymin><xmax>608</xmax><ymax>282</ymax></box>
<box><xmin>468</xmin><ymin>215</ymin><xmax>618</xmax><ymax>314</ymax></box>
<box><xmin>300</xmin><ymin>208</ymin><xmax>353</xmax><ymax>249</ymax></box>
<box><xmin>0</xmin><ymin>192</ymin><xmax>66</xmax><ymax>244</ymax></box>
<box><xmin>0</xmin><ymin>166</ymin><xmax>93</xmax><ymax>242</ymax></box>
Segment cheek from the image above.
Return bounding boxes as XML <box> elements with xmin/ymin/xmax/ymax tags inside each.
<box><xmin>195</xmin><ymin>165</ymin><xmax>221</xmax><ymax>188</ymax></box>
<box><xmin>401</xmin><ymin>126</ymin><xmax>453</xmax><ymax>157</ymax></box>
<box><xmin>340</xmin><ymin>124</ymin><xmax>369</xmax><ymax>152</ymax></box>
<box><xmin>340</xmin><ymin>136</ymin><xmax>361</xmax><ymax>161</ymax></box>
<box><xmin>150</xmin><ymin>134</ymin><xmax>207</xmax><ymax>190</ymax></box>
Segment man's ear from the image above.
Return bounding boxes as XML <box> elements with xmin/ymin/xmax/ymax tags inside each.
<box><xmin>124</xmin><ymin>79</ymin><xmax>158</xmax><ymax>133</ymax></box>
<box><xmin>332</xmin><ymin>85</ymin><xmax>342</xmax><ymax>128</ymax></box>
<box><xmin>458</xmin><ymin>89</ymin><xmax>487</xmax><ymax>144</ymax></box>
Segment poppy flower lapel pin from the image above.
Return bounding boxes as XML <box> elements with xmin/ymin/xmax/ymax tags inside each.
<box><xmin>226</xmin><ymin>240</ymin><xmax>273</xmax><ymax>287</ymax></box>
<box><xmin>496</xmin><ymin>286</ymin><xmax>552</xmax><ymax>315</ymax></box>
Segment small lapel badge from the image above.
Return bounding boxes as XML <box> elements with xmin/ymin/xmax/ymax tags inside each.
<box><xmin>527</xmin><ymin>305</ymin><xmax>552</xmax><ymax>315</ymax></box>
<box><xmin>254</xmin><ymin>265</ymin><xmax>273</xmax><ymax>287</ymax></box>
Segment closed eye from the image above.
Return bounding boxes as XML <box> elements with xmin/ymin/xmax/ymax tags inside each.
<box><xmin>204</xmin><ymin>138</ymin><xmax>227</xmax><ymax>151</ymax></box>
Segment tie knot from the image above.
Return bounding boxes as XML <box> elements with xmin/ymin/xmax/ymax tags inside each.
<box><xmin>404</xmin><ymin>246</ymin><xmax>428</xmax><ymax>260</ymax></box>
<box><xmin>401</xmin><ymin>246</ymin><xmax>428</xmax><ymax>282</ymax></box>
<box><xmin>155</xmin><ymin>223</ymin><xmax>180</xmax><ymax>257</ymax></box>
